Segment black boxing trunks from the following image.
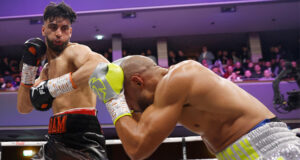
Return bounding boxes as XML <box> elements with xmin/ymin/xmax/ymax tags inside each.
<box><xmin>32</xmin><ymin>108</ymin><xmax>108</xmax><ymax>160</ymax></box>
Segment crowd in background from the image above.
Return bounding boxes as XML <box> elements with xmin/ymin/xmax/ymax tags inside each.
<box><xmin>0</xmin><ymin>44</ymin><xmax>298</xmax><ymax>91</ymax></box>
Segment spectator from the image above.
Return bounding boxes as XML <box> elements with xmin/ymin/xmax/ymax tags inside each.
<box><xmin>223</xmin><ymin>65</ymin><xmax>234</xmax><ymax>78</ymax></box>
<box><xmin>233</xmin><ymin>61</ymin><xmax>244</xmax><ymax>76</ymax></box>
<box><xmin>231</xmin><ymin>51</ymin><xmax>241</xmax><ymax>64</ymax></box>
<box><xmin>13</xmin><ymin>76</ymin><xmax>21</xmax><ymax>88</ymax></box>
<box><xmin>242</xmin><ymin>70</ymin><xmax>254</xmax><ymax>80</ymax></box>
<box><xmin>4</xmin><ymin>81</ymin><xmax>16</xmax><ymax>91</ymax></box>
<box><xmin>291</xmin><ymin>61</ymin><xmax>297</xmax><ymax>69</ymax></box>
<box><xmin>0</xmin><ymin>77</ymin><xmax>6</xmax><ymax>90</ymax></box>
<box><xmin>221</xmin><ymin>50</ymin><xmax>232</xmax><ymax>65</ymax></box>
<box><xmin>259</xmin><ymin>69</ymin><xmax>275</xmax><ymax>81</ymax></box>
<box><xmin>9</xmin><ymin>59</ymin><xmax>19</xmax><ymax>75</ymax></box>
<box><xmin>177</xmin><ymin>50</ymin><xmax>187</xmax><ymax>62</ymax></box>
<box><xmin>246</xmin><ymin>61</ymin><xmax>255</xmax><ymax>72</ymax></box>
<box><xmin>3</xmin><ymin>70</ymin><xmax>14</xmax><ymax>83</ymax></box>
<box><xmin>122</xmin><ymin>50</ymin><xmax>128</xmax><ymax>57</ymax></box>
<box><xmin>168</xmin><ymin>50</ymin><xmax>177</xmax><ymax>66</ymax></box>
<box><xmin>198</xmin><ymin>46</ymin><xmax>214</xmax><ymax>65</ymax></box>
<box><xmin>215</xmin><ymin>50</ymin><xmax>223</xmax><ymax>63</ymax></box>
<box><xmin>140</xmin><ymin>52</ymin><xmax>146</xmax><ymax>56</ymax></box>
<box><xmin>201</xmin><ymin>59</ymin><xmax>210</xmax><ymax>68</ymax></box>
<box><xmin>252</xmin><ymin>64</ymin><xmax>263</xmax><ymax>78</ymax></box>
<box><xmin>240</xmin><ymin>46</ymin><xmax>251</xmax><ymax>63</ymax></box>
<box><xmin>146</xmin><ymin>49</ymin><xmax>157</xmax><ymax>63</ymax></box>
<box><xmin>227</xmin><ymin>72</ymin><xmax>242</xmax><ymax>82</ymax></box>
<box><xmin>271</xmin><ymin>58</ymin><xmax>280</xmax><ymax>76</ymax></box>
<box><xmin>1</xmin><ymin>57</ymin><xmax>11</xmax><ymax>73</ymax></box>
<box><xmin>211</xmin><ymin>66</ymin><xmax>223</xmax><ymax>77</ymax></box>
<box><xmin>103</xmin><ymin>52</ymin><xmax>111</xmax><ymax>62</ymax></box>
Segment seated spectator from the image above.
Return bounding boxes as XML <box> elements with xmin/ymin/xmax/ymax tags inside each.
<box><xmin>3</xmin><ymin>70</ymin><xmax>14</xmax><ymax>83</ymax></box>
<box><xmin>177</xmin><ymin>50</ymin><xmax>187</xmax><ymax>62</ymax></box>
<box><xmin>201</xmin><ymin>59</ymin><xmax>210</xmax><ymax>69</ymax></box>
<box><xmin>198</xmin><ymin>46</ymin><xmax>214</xmax><ymax>65</ymax></box>
<box><xmin>259</xmin><ymin>69</ymin><xmax>275</xmax><ymax>81</ymax></box>
<box><xmin>168</xmin><ymin>50</ymin><xmax>178</xmax><ymax>66</ymax></box>
<box><xmin>242</xmin><ymin>70</ymin><xmax>255</xmax><ymax>81</ymax></box>
<box><xmin>227</xmin><ymin>72</ymin><xmax>242</xmax><ymax>82</ymax></box>
<box><xmin>252</xmin><ymin>64</ymin><xmax>263</xmax><ymax>78</ymax></box>
<box><xmin>291</xmin><ymin>61</ymin><xmax>297</xmax><ymax>69</ymax></box>
<box><xmin>246</xmin><ymin>61</ymin><xmax>255</xmax><ymax>72</ymax></box>
<box><xmin>4</xmin><ymin>81</ymin><xmax>16</xmax><ymax>91</ymax></box>
<box><xmin>13</xmin><ymin>76</ymin><xmax>21</xmax><ymax>89</ymax></box>
<box><xmin>233</xmin><ymin>61</ymin><xmax>244</xmax><ymax>76</ymax></box>
<box><xmin>213</xmin><ymin>60</ymin><xmax>225</xmax><ymax>75</ymax></box>
<box><xmin>211</xmin><ymin>66</ymin><xmax>223</xmax><ymax>77</ymax></box>
<box><xmin>0</xmin><ymin>77</ymin><xmax>6</xmax><ymax>90</ymax></box>
<box><xmin>223</xmin><ymin>65</ymin><xmax>234</xmax><ymax>78</ymax></box>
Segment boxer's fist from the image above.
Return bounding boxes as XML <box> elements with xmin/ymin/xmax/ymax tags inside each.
<box><xmin>89</xmin><ymin>62</ymin><xmax>131</xmax><ymax>124</ymax></box>
<box><xmin>30</xmin><ymin>80</ymin><xmax>54</xmax><ymax>111</ymax></box>
<box><xmin>89</xmin><ymin>63</ymin><xmax>124</xmax><ymax>103</ymax></box>
<box><xmin>23</xmin><ymin>37</ymin><xmax>47</xmax><ymax>66</ymax></box>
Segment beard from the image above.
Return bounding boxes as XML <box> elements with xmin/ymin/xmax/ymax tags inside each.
<box><xmin>46</xmin><ymin>37</ymin><xmax>69</xmax><ymax>53</ymax></box>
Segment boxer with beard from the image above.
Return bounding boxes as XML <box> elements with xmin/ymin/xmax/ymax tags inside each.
<box><xmin>17</xmin><ymin>2</ymin><xmax>108</xmax><ymax>159</ymax></box>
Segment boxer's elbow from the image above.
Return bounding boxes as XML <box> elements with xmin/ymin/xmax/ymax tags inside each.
<box><xmin>127</xmin><ymin>143</ymin><xmax>153</xmax><ymax>160</ymax></box>
<box><xmin>17</xmin><ymin>103</ymin><xmax>33</xmax><ymax>114</ymax></box>
<box><xmin>127</xmin><ymin>149</ymin><xmax>148</xmax><ymax>160</ymax></box>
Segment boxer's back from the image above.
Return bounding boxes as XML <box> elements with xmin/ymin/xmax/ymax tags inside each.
<box><xmin>166</xmin><ymin>61</ymin><xmax>275</xmax><ymax>152</ymax></box>
<box><xmin>44</xmin><ymin>43</ymin><xmax>99</xmax><ymax>113</ymax></box>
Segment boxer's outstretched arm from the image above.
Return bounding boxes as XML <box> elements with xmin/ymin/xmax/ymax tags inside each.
<box><xmin>115</xmin><ymin>71</ymin><xmax>191</xmax><ymax>160</ymax></box>
<box><xmin>68</xmin><ymin>44</ymin><xmax>109</xmax><ymax>87</ymax></box>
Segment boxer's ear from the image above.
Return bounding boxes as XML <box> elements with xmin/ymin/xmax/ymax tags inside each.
<box><xmin>131</xmin><ymin>75</ymin><xmax>143</xmax><ymax>87</ymax></box>
<box><xmin>42</xmin><ymin>25</ymin><xmax>45</xmax><ymax>36</ymax></box>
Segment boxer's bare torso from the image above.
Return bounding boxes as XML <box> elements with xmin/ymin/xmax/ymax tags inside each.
<box><xmin>18</xmin><ymin>43</ymin><xmax>108</xmax><ymax>114</ymax></box>
<box><xmin>118</xmin><ymin>58</ymin><xmax>276</xmax><ymax>159</ymax></box>
<box><xmin>168</xmin><ymin>61</ymin><xmax>275</xmax><ymax>152</ymax></box>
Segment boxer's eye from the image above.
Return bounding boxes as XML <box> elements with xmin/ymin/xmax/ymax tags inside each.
<box><xmin>48</xmin><ymin>24</ymin><xmax>58</xmax><ymax>31</ymax></box>
<box><xmin>61</xmin><ymin>25</ymin><xmax>70</xmax><ymax>31</ymax></box>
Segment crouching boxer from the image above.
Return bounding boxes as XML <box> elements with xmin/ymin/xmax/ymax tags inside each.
<box><xmin>17</xmin><ymin>2</ymin><xmax>109</xmax><ymax>160</ymax></box>
<box><xmin>89</xmin><ymin>55</ymin><xmax>300</xmax><ymax>160</ymax></box>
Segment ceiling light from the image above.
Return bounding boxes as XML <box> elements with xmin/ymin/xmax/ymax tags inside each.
<box><xmin>95</xmin><ymin>35</ymin><xmax>104</xmax><ymax>40</ymax></box>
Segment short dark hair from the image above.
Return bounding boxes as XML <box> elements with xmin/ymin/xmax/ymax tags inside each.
<box><xmin>43</xmin><ymin>2</ymin><xmax>77</xmax><ymax>24</ymax></box>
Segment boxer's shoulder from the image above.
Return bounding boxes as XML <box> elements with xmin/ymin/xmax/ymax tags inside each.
<box><xmin>65</xmin><ymin>43</ymin><xmax>91</xmax><ymax>54</ymax></box>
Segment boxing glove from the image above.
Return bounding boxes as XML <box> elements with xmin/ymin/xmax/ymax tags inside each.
<box><xmin>89</xmin><ymin>63</ymin><xmax>131</xmax><ymax>125</ymax></box>
<box><xmin>30</xmin><ymin>80</ymin><xmax>54</xmax><ymax>111</ymax></box>
<box><xmin>21</xmin><ymin>38</ymin><xmax>47</xmax><ymax>86</ymax></box>
<box><xmin>23</xmin><ymin>37</ymin><xmax>47</xmax><ymax>66</ymax></box>
<box><xmin>30</xmin><ymin>72</ymin><xmax>77</xmax><ymax>111</ymax></box>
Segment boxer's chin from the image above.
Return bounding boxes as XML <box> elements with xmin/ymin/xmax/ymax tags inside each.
<box><xmin>46</xmin><ymin>38</ymin><xmax>68</xmax><ymax>53</ymax></box>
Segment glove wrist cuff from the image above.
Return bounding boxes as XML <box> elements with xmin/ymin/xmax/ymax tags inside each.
<box><xmin>106</xmin><ymin>92</ymin><xmax>132</xmax><ymax>125</ymax></box>
<box><xmin>21</xmin><ymin>63</ymin><xmax>38</xmax><ymax>85</ymax></box>
<box><xmin>48</xmin><ymin>72</ymin><xmax>77</xmax><ymax>97</ymax></box>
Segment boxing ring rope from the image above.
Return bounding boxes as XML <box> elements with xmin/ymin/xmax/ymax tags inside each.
<box><xmin>0</xmin><ymin>136</ymin><xmax>202</xmax><ymax>146</ymax></box>
<box><xmin>1</xmin><ymin>136</ymin><xmax>209</xmax><ymax>160</ymax></box>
